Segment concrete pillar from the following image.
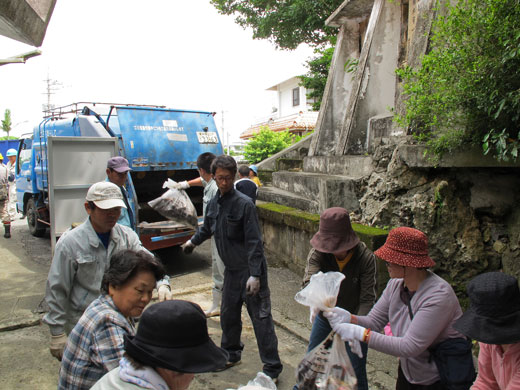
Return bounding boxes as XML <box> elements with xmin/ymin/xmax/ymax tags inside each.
<box><xmin>0</xmin><ymin>0</ymin><xmax>57</xmax><ymax>46</ymax></box>
<box><xmin>309</xmin><ymin>21</ymin><xmax>361</xmax><ymax>156</ymax></box>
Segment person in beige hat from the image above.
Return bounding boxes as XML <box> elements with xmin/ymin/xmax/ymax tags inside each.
<box><xmin>295</xmin><ymin>207</ymin><xmax>377</xmax><ymax>390</ymax></box>
<box><xmin>43</xmin><ymin>182</ymin><xmax>171</xmax><ymax>362</ymax></box>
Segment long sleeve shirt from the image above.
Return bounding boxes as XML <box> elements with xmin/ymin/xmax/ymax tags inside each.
<box><xmin>43</xmin><ymin>218</ymin><xmax>168</xmax><ymax>335</ymax></box>
<box><xmin>356</xmin><ymin>272</ymin><xmax>464</xmax><ymax>385</ymax></box>
<box><xmin>302</xmin><ymin>242</ymin><xmax>377</xmax><ymax>315</ymax></box>
<box><xmin>59</xmin><ymin>295</ymin><xmax>136</xmax><ymax>390</ymax></box>
<box><xmin>190</xmin><ymin>188</ymin><xmax>266</xmax><ymax>276</ymax></box>
<box><xmin>471</xmin><ymin>342</ymin><xmax>520</xmax><ymax>390</ymax></box>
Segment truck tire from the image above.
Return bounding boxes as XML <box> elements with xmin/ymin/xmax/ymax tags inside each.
<box><xmin>27</xmin><ymin>198</ymin><xmax>46</xmax><ymax>237</ymax></box>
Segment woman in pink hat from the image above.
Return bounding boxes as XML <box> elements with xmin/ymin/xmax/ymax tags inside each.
<box><xmin>325</xmin><ymin>227</ymin><xmax>465</xmax><ymax>389</ymax></box>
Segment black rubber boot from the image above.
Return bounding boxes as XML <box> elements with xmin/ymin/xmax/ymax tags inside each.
<box><xmin>3</xmin><ymin>223</ymin><xmax>11</xmax><ymax>238</ymax></box>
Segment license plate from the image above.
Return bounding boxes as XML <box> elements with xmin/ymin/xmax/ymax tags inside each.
<box><xmin>196</xmin><ymin>132</ymin><xmax>218</xmax><ymax>144</ymax></box>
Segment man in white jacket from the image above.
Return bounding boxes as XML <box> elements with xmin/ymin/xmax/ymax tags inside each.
<box><xmin>43</xmin><ymin>181</ymin><xmax>172</xmax><ymax>361</ymax></box>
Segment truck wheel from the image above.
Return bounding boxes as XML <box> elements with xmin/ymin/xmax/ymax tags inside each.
<box><xmin>27</xmin><ymin>198</ymin><xmax>46</xmax><ymax>237</ymax></box>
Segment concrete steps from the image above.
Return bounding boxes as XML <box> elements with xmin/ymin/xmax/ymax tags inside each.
<box><xmin>257</xmin><ymin>185</ymin><xmax>320</xmax><ymax>213</ymax></box>
<box><xmin>303</xmin><ymin>155</ymin><xmax>374</xmax><ymax>176</ymax></box>
<box><xmin>258</xmin><ymin>155</ymin><xmax>373</xmax><ymax>213</ymax></box>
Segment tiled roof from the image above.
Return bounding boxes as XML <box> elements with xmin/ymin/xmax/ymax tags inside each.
<box><xmin>240</xmin><ymin>111</ymin><xmax>318</xmax><ymax>139</ymax></box>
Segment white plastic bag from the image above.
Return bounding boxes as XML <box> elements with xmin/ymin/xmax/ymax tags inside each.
<box><xmin>296</xmin><ymin>332</ymin><xmax>358</xmax><ymax>390</ymax></box>
<box><xmin>225</xmin><ymin>372</ymin><xmax>277</xmax><ymax>390</ymax></box>
<box><xmin>294</xmin><ymin>271</ymin><xmax>345</xmax><ymax>312</ymax></box>
<box><xmin>147</xmin><ymin>179</ymin><xmax>198</xmax><ymax>227</ymax></box>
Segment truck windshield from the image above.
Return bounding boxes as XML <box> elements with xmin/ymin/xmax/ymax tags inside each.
<box><xmin>17</xmin><ymin>139</ymin><xmax>33</xmax><ymax>173</ymax></box>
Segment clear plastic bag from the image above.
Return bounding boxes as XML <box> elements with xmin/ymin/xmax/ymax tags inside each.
<box><xmin>296</xmin><ymin>332</ymin><xmax>357</xmax><ymax>390</ymax></box>
<box><xmin>147</xmin><ymin>179</ymin><xmax>198</xmax><ymax>228</ymax></box>
<box><xmin>294</xmin><ymin>271</ymin><xmax>345</xmax><ymax>312</ymax></box>
<box><xmin>225</xmin><ymin>372</ymin><xmax>277</xmax><ymax>390</ymax></box>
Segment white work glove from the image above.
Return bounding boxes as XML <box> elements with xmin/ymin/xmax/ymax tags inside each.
<box><xmin>309</xmin><ymin>306</ymin><xmax>320</xmax><ymax>324</ymax></box>
<box><xmin>323</xmin><ymin>306</ymin><xmax>352</xmax><ymax>328</ymax></box>
<box><xmin>246</xmin><ymin>276</ymin><xmax>260</xmax><ymax>296</ymax></box>
<box><xmin>49</xmin><ymin>333</ymin><xmax>68</xmax><ymax>361</ymax></box>
<box><xmin>181</xmin><ymin>240</ymin><xmax>195</xmax><ymax>254</ymax></box>
<box><xmin>333</xmin><ymin>323</ymin><xmax>366</xmax><ymax>359</ymax></box>
<box><xmin>157</xmin><ymin>284</ymin><xmax>172</xmax><ymax>301</ymax></box>
<box><xmin>172</xmin><ymin>180</ymin><xmax>190</xmax><ymax>190</ymax></box>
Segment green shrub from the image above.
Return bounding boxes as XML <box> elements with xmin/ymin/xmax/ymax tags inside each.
<box><xmin>243</xmin><ymin>126</ymin><xmax>301</xmax><ymax>164</ymax></box>
<box><xmin>396</xmin><ymin>0</ymin><xmax>520</xmax><ymax>162</ymax></box>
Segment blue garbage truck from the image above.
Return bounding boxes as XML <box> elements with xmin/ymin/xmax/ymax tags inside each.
<box><xmin>15</xmin><ymin>102</ymin><xmax>223</xmax><ymax>252</ymax></box>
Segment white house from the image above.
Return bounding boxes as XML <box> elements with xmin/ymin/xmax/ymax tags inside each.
<box><xmin>240</xmin><ymin>76</ymin><xmax>318</xmax><ymax>140</ymax></box>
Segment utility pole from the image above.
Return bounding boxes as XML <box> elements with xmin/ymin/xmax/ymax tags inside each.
<box><xmin>221</xmin><ymin>109</ymin><xmax>229</xmax><ymax>155</ymax></box>
<box><xmin>42</xmin><ymin>72</ymin><xmax>62</xmax><ymax>113</ymax></box>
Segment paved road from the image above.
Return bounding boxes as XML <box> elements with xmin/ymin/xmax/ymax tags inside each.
<box><xmin>0</xmin><ymin>219</ymin><xmax>398</xmax><ymax>390</ymax></box>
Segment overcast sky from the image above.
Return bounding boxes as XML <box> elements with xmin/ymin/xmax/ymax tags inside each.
<box><xmin>0</xmin><ymin>0</ymin><xmax>315</xmax><ymax>143</ymax></box>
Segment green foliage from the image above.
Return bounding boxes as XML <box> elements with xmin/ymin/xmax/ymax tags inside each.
<box><xmin>2</xmin><ymin>109</ymin><xmax>12</xmax><ymax>138</ymax></box>
<box><xmin>210</xmin><ymin>0</ymin><xmax>344</xmax><ymax>49</ymax></box>
<box><xmin>223</xmin><ymin>147</ymin><xmax>238</xmax><ymax>156</ymax></box>
<box><xmin>395</xmin><ymin>0</ymin><xmax>520</xmax><ymax>161</ymax></box>
<box><xmin>243</xmin><ymin>126</ymin><xmax>300</xmax><ymax>163</ymax></box>
<box><xmin>299</xmin><ymin>44</ymin><xmax>335</xmax><ymax>111</ymax></box>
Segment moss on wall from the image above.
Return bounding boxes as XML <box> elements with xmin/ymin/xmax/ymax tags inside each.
<box><xmin>258</xmin><ymin>202</ymin><xmax>388</xmax><ymax>251</ymax></box>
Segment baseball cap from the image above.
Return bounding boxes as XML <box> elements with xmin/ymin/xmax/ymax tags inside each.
<box><xmin>107</xmin><ymin>156</ymin><xmax>132</xmax><ymax>173</ymax></box>
<box><xmin>86</xmin><ymin>182</ymin><xmax>127</xmax><ymax>209</ymax></box>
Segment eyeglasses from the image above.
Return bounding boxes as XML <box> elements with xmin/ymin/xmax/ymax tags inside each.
<box><xmin>215</xmin><ymin>175</ymin><xmax>234</xmax><ymax>182</ymax></box>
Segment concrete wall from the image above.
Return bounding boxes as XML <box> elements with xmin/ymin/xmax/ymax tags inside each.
<box><xmin>257</xmin><ymin>202</ymin><xmax>390</xmax><ymax>294</ymax></box>
<box><xmin>345</xmin><ymin>0</ymin><xmax>401</xmax><ymax>154</ymax></box>
<box><xmin>309</xmin><ymin>21</ymin><xmax>363</xmax><ymax>156</ymax></box>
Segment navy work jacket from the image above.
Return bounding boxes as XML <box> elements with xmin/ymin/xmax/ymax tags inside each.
<box><xmin>190</xmin><ymin>188</ymin><xmax>266</xmax><ymax>277</ymax></box>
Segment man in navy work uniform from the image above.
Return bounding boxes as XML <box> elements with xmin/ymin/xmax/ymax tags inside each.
<box><xmin>234</xmin><ymin>164</ymin><xmax>258</xmax><ymax>204</ymax></box>
<box><xmin>181</xmin><ymin>155</ymin><xmax>283</xmax><ymax>383</ymax></box>
<box><xmin>106</xmin><ymin>156</ymin><xmax>134</xmax><ymax>230</ymax></box>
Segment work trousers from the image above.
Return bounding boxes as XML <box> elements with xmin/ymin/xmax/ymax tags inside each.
<box><xmin>7</xmin><ymin>183</ymin><xmax>16</xmax><ymax>221</ymax></box>
<box><xmin>211</xmin><ymin>237</ymin><xmax>225</xmax><ymax>293</ymax></box>
<box><xmin>0</xmin><ymin>199</ymin><xmax>8</xmax><ymax>223</ymax></box>
<box><xmin>220</xmin><ymin>268</ymin><xmax>283</xmax><ymax>378</ymax></box>
<box><xmin>396</xmin><ymin>364</ymin><xmax>446</xmax><ymax>390</ymax></box>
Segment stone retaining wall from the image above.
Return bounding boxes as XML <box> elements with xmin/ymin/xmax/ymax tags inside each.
<box><xmin>257</xmin><ymin>202</ymin><xmax>390</xmax><ymax>295</ymax></box>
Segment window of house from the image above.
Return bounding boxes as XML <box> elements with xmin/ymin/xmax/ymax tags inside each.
<box><xmin>292</xmin><ymin>87</ymin><xmax>300</xmax><ymax>107</ymax></box>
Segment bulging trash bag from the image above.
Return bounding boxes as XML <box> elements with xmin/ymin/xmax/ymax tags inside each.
<box><xmin>148</xmin><ymin>179</ymin><xmax>198</xmax><ymax>228</ymax></box>
<box><xmin>296</xmin><ymin>332</ymin><xmax>357</xmax><ymax>390</ymax></box>
<box><xmin>225</xmin><ymin>371</ymin><xmax>277</xmax><ymax>390</ymax></box>
<box><xmin>294</xmin><ymin>271</ymin><xmax>345</xmax><ymax>312</ymax></box>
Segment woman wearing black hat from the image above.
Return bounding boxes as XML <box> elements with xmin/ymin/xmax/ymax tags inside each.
<box><xmin>91</xmin><ymin>300</ymin><xmax>229</xmax><ymax>390</ymax></box>
<box><xmin>453</xmin><ymin>272</ymin><xmax>520</xmax><ymax>390</ymax></box>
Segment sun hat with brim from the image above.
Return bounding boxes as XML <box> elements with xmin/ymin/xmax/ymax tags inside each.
<box><xmin>454</xmin><ymin>272</ymin><xmax>520</xmax><ymax>344</ymax></box>
<box><xmin>310</xmin><ymin>207</ymin><xmax>360</xmax><ymax>253</ymax></box>
<box><xmin>124</xmin><ymin>300</ymin><xmax>229</xmax><ymax>373</ymax></box>
<box><xmin>85</xmin><ymin>182</ymin><xmax>127</xmax><ymax>210</ymax></box>
<box><xmin>374</xmin><ymin>226</ymin><xmax>435</xmax><ymax>268</ymax></box>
